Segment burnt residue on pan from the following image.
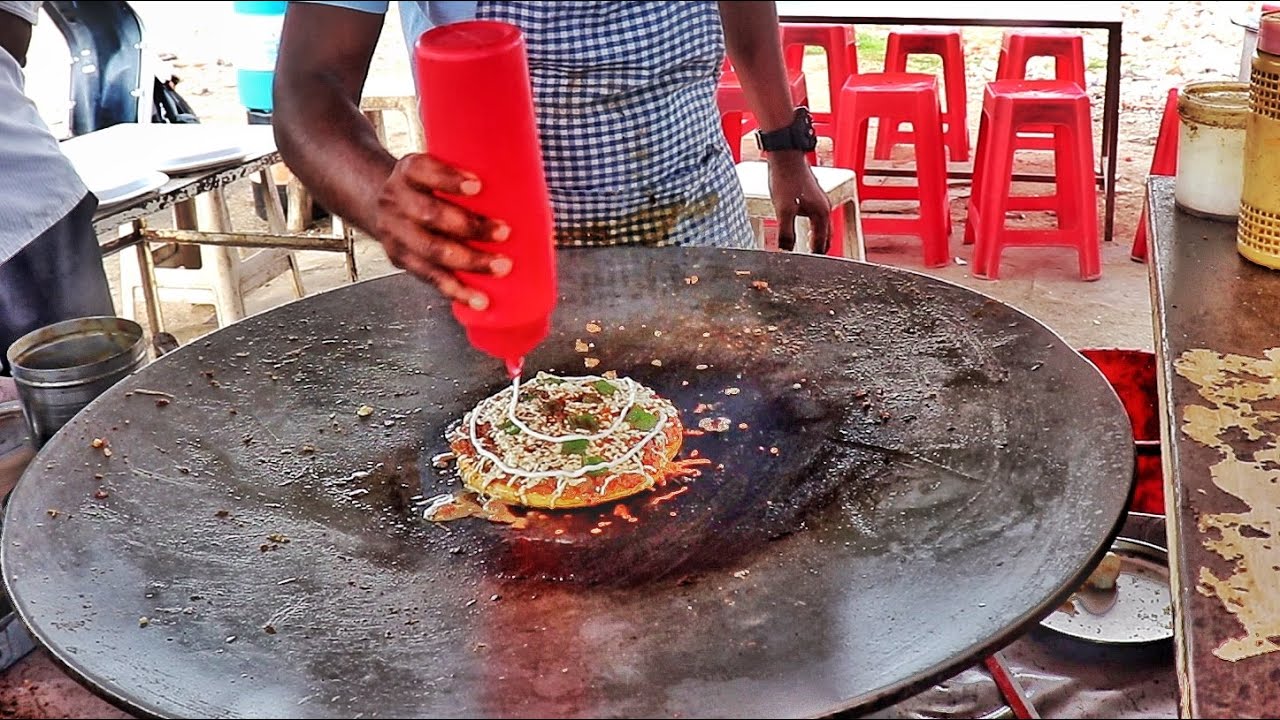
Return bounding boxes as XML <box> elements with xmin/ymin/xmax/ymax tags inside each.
<box><xmin>1</xmin><ymin>248</ymin><xmax>1133</xmax><ymax>720</ymax></box>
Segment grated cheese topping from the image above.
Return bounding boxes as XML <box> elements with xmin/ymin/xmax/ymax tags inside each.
<box><xmin>451</xmin><ymin>371</ymin><xmax>677</xmax><ymax>499</ymax></box>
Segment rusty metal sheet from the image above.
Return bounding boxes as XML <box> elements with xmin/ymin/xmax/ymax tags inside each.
<box><xmin>1147</xmin><ymin>175</ymin><xmax>1280</xmax><ymax>718</ymax></box>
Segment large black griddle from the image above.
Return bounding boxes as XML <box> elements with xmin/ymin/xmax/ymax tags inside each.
<box><xmin>1</xmin><ymin>248</ymin><xmax>1132</xmax><ymax>719</ymax></box>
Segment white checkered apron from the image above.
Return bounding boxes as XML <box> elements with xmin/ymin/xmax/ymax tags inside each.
<box><xmin>475</xmin><ymin>1</ymin><xmax>754</xmax><ymax>249</ymax></box>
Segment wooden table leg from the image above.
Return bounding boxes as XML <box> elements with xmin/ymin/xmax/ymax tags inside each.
<box><xmin>194</xmin><ymin>188</ymin><xmax>246</xmax><ymax>325</ymax></box>
<box><xmin>260</xmin><ymin>169</ymin><xmax>306</xmax><ymax>299</ymax></box>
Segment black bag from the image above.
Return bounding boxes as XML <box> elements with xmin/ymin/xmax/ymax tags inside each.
<box><xmin>151</xmin><ymin>75</ymin><xmax>199</xmax><ymax>124</ymax></box>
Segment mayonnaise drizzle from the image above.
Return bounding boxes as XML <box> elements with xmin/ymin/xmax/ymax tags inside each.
<box><xmin>466</xmin><ymin>371</ymin><xmax>672</xmax><ymax>482</ymax></box>
<box><xmin>503</xmin><ymin>373</ymin><xmax>636</xmax><ymax>443</ymax></box>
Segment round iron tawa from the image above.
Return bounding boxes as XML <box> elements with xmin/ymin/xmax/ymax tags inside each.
<box><xmin>1</xmin><ymin>248</ymin><xmax>1133</xmax><ymax>719</ymax></box>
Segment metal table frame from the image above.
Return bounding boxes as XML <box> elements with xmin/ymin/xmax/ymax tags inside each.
<box><xmin>775</xmin><ymin>2</ymin><xmax>1124</xmax><ymax>243</ymax></box>
<box><xmin>91</xmin><ymin>142</ymin><xmax>357</xmax><ymax>339</ymax></box>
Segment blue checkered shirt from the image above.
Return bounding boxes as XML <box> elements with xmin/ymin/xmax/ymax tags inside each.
<box><xmin>297</xmin><ymin>1</ymin><xmax>753</xmax><ymax>249</ymax></box>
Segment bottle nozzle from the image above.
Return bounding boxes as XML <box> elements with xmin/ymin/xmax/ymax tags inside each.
<box><xmin>505</xmin><ymin>356</ymin><xmax>524</xmax><ymax>380</ymax></box>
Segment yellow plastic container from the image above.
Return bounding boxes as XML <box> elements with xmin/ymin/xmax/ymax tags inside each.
<box><xmin>1238</xmin><ymin>12</ymin><xmax>1280</xmax><ymax>268</ymax></box>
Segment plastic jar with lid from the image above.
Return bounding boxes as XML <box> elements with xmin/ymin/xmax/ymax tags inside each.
<box><xmin>1173</xmin><ymin>81</ymin><xmax>1250</xmax><ymax>220</ymax></box>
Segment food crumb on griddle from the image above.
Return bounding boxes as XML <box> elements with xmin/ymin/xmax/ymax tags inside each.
<box><xmin>574</xmin><ymin>339</ymin><xmax>590</xmax><ymax>353</ymax></box>
<box><xmin>584</xmin><ymin>357</ymin><xmax>600</xmax><ymax>369</ymax></box>
<box><xmin>734</xmin><ymin>270</ymin><xmax>751</xmax><ymax>276</ymax></box>
<box><xmin>214</xmin><ymin>509</ymin><xmax>230</xmax><ymax>519</ymax></box>
<box><xmin>684</xmin><ymin>275</ymin><xmax>699</xmax><ymax>285</ymax></box>
<box><xmin>733</xmin><ymin>569</ymin><xmax>750</xmax><ymax>579</ymax></box>
<box><xmin>138</xmin><ymin>617</ymin><xmax>150</xmax><ymax>628</ymax></box>
<box><xmin>46</xmin><ymin>509</ymin><xmax>60</xmax><ymax>518</ymax></box>
<box><xmin>263</xmin><ymin>624</ymin><xmax>277</xmax><ymax>635</ymax></box>
<box><xmin>751</xmin><ymin>280</ymin><xmax>770</xmax><ymax>291</ymax></box>
<box><xmin>356</xmin><ymin>405</ymin><xmax>374</xmax><ymax>418</ymax></box>
<box><xmin>586</xmin><ymin>322</ymin><xmax>602</xmax><ymax>334</ymax></box>
<box><xmin>724</xmin><ymin>387</ymin><xmax>740</xmax><ymax>396</ymax></box>
<box><xmin>651</xmin><ymin>359</ymin><xmax>663</xmax><ymax>367</ymax></box>
<box><xmin>698</xmin><ymin>417</ymin><xmax>732</xmax><ymax>433</ymax></box>
<box><xmin>267</xmin><ymin>533</ymin><xmax>290</xmax><ymax>544</ymax></box>
<box><xmin>696</xmin><ymin>364</ymin><xmax>709</xmax><ymax>370</ymax></box>
<box><xmin>94</xmin><ymin>490</ymin><xmax>109</xmax><ymax>500</ymax></box>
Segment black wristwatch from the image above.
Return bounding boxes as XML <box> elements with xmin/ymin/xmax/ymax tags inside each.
<box><xmin>755</xmin><ymin>107</ymin><xmax>818</xmax><ymax>153</ymax></box>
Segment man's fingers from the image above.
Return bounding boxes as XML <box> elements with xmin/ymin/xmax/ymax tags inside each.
<box><xmin>404</xmin><ymin>191</ymin><xmax>508</xmax><ymax>243</ymax></box>
<box><xmin>396</xmin><ymin>252</ymin><xmax>491</xmax><ymax>311</ymax></box>
<box><xmin>776</xmin><ymin>202</ymin><xmax>797</xmax><ymax>252</ymax></box>
<box><xmin>806</xmin><ymin>204</ymin><xmax>832</xmax><ymax>255</ymax></box>
<box><xmin>417</xmin><ymin>233</ymin><xmax>511</xmax><ymax>276</ymax></box>
<box><xmin>399</xmin><ymin>153</ymin><xmax>483</xmax><ymax>197</ymax></box>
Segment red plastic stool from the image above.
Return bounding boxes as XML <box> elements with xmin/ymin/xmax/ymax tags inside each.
<box><xmin>1131</xmin><ymin>87</ymin><xmax>1180</xmax><ymax>262</ymax></box>
<box><xmin>718</xmin><ymin>59</ymin><xmax>810</xmax><ymax>163</ymax></box>
<box><xmin>835</xmin><ymin>73</ymin><xmax>951</xmax><ymax>268</ymax></box>
<box><xmin>995</xmin><ymin>30</ymin><xmax>1087</xmax><ymax>152</ymax></box>
<box><xmin>964</xmin><ymin>80</ymin><xmax>1099</xmax><ymax>281</ymax></box>
<box><xmin>875</xmin><ymin>27</ymin><xmax>970</xmax><ymax>162</ymax></box>
<box><xmin>781</xmin><ymin>23</ymin><xmax>859</xmax><ymax>150</ymax></box>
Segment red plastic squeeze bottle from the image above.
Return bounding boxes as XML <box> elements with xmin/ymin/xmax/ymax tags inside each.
<box><xmin>414</xmin><ymin>20</ymin><xmax>557</xmax><ymax>378</ymax></box>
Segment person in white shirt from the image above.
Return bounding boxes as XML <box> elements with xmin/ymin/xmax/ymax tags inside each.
<box><xmin>0</xmin><ymin>1</ymin><xmax>115</xmax><ymax>375</ymax></box>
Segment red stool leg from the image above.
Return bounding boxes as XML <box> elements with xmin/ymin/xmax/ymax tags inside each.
<box><xmin>1069</xmin><ymin>94</ymin><xmax>1101</xmax><ymax>280</ymax></box>
<box><xmin>721</xmin><ymin>110</ymin><xmax>744</xmax><ymax>163</ymax></box>
<box><xmin>824</xmin><ymin>26</ymin><xmax>858</xmax><ymax>146</ymax></box>
<box><xmin>1133</xmin><ymin>87</ymin><xmax>1180</xmax><ymax>262</ymax></box>
<box><xmin>1055</xmin><ymin>35</ymin><xmax>1088</xmax><ymax>89</ymax></box>
<box><xmin>874</xmin><ymin>33</ymin><xmax>911</xmax><ymax>160</ymax></box>
<box><xmin>939</xmin><ymin>31</ymin><xmax>970</xmax><ymax>162</ymax></box>
<box><xmin>973</xmin><ymin>92</ymin><xmax>1017</xmax><ymax>278</ymax></box>
<box><xmin>913</xmin><ymin>87</ymin><xmax>952</xmax><ymax>267</ymax></box>
<box><xmin>964</xmin><ymin>85</ymin><xmax>996</xmax><ymax>248</ymax></box>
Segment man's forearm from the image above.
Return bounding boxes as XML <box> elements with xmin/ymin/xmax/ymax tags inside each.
<box><xmin>271</xmin><ymin>4</ymin><xmax>394</xmax><ymax>235</ymax></box>
<box><xmin>273</xmin><ymin>75</ymin><xmax>395</xmax><ymax>235</ymax></box>
<box><xmin>717</xmin><ymin>1</ymin><xmax>796</xmax><ymax>134</ymax></box>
